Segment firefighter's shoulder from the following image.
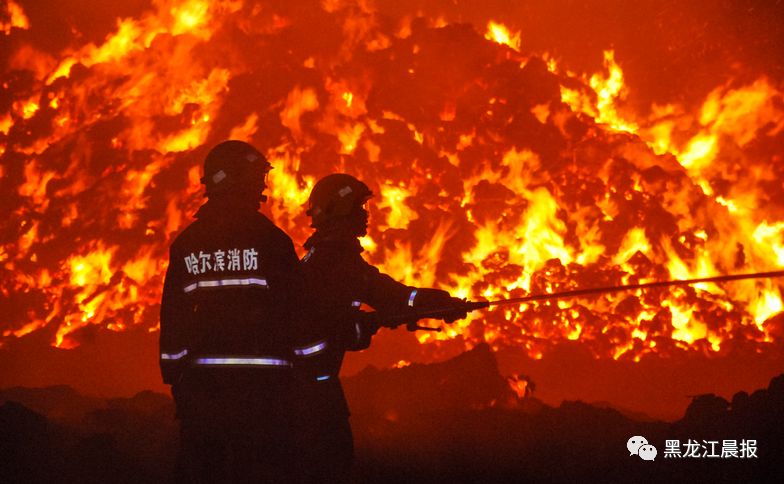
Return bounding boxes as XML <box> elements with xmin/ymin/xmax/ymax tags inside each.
<box><xmin>167</xmin><ymin>218</ymin><xmax>202</xmax><ymax>253</ymax></box>
<box><xmin>250</xmin><ymin>212</ymin><xmax>297</xmax><ymax>248</ymax></box>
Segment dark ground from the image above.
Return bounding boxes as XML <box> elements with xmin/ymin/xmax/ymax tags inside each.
<box><xmin>1</xmin><ymin>345</ymin><xmax>782</xmax><ymax>483</ymax></box>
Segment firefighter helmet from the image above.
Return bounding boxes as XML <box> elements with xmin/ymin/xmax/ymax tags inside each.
<box><xmin>307</xmin><ymin>174</ymin><xmax>373</xmax><ymax>229</ymax></box>
<box><xmin>201</xmin><ymin>140</ymin><xmax>272</xmax><ymax>197</ymax></box>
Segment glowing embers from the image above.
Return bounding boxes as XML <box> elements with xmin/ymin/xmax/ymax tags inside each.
<box><xmin>640</xmin><ymin>78</ymin><xmax>783</xmax><ymax>195</ymax></box>
<box><xmin>280</xmin><ymin>87</ymin><xmax>320</xmax><ymax>139</ymax></box>
<box><xmin>69</xmin><ymin>248</ymin><xmax>114</xmax><ymax>288</ymax></box>
<box><xmin>751</xmin><ymin>290</ymin><xmax>783</xmax><ymax>330</ymax></box>
<box><xmin>0</xmin><ymin>114</ymin><xmax>12</xmax><ymax>136</ymax></box>
<box><xmin>171</xmin><ymin>0</ymin><xmax>211</xmax><ymax>35</ymax></box>
<box><xmin>377</xmin><ymin>183</ymin><xmax>417</xmax><ymax>230</ymax></box>
<box><xmin>663</xmin><ymin>298</ymin><xmax>705</xmax><ymax>345</ymax></box>
<box><xmin>0</xmin><ymin>2</ymin><xmax>243</xmax><ymax>348</ymax></box>
<box><xmin>613</xmin><ymin>228</ymin><xmax>651</xmax><ymax>267</ymax></box>
<box><xmin>158</xmin><ymin>68</ymin><xmax>232</xmax><ymax>153</ymax></box>
<box><xmin>337</xmin><ymin>124</ymin><xmax>365</xmax><ymax>154</ymax></box>
<box><xmin>754</xmin><ymin>222</ymin><xmax>784</xmax><ymax>266</ymax></box>
<box><xmin>13</xmin><ymin>97</ymin><xmax>39</xmax><ymax>120</ymax></box>
<box><xmin>40</xmin><ymin>243</ymin><xmax>166</xmax><ymax>348</ymax></box>
<box><xmin>1</xmin><ymin>0</ymin><xmax>29</xmax><ymax>35</ymax></box>
<box><xmin>506</xmin><ymin>374</ymin><xmax>532</xmax><ymax>399</ymax></box>
<box><xmin>1</xmin><ymin>0</ymin><xmax>782</xmax><ymax>362</ymax></box>
<box><xmin>589</xmin><ymin>50</ymin><xmax>636</xmax><ymax>133</ymax></box>
<box><xmin>44</xmin><ymin>1</ymin><xmax>225</xmax><ymax>84</ymax></box>
<box><xmin>485</xmin><ymin>21</ymin><xmax>521</xmax><ymax>52</ymax></box>
<box><xmin>265</xmin><ymin>148</ymin><xmax>314</xmax><ymax>237</ymax></box>
<box><xmin>557</xmin><ymin>49</ymin><xmax>636</xmax><ymax>133</ymax></box>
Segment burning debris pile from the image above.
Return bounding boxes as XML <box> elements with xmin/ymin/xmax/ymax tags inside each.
<box><xmin>1</xmin><ymin>0</ymin><xmax>783</xmax><ymax>366</ymax></box>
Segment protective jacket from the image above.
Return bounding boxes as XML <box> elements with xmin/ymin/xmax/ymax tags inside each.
<box><xmin>297</xmin><ymin>230</ymin><xmax>457</xmax><ymax>480</ymax></box>
<box><xmin>159</xmin><ymin>197</ymin><xmax>309</xmax><ymax>382</ymax></box>
<box><xmin>159</xmin><ymin>197</ymin><xmax>316</xmax><ymax>482</ymax></box>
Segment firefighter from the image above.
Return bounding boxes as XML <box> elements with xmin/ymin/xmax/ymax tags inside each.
<box><xmin>296</xmin><ymin>173</ymin><xmax>468</xmax><ymax>481</ymax></box>
<box><xmin>159</xmin><ymin>140</ymin><xmax>320</xmax><ymax>483</ymax></box>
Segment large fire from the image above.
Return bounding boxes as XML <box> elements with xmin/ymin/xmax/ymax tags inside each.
<box><xmin>2</xmin><ymin>0</ymin><xmax>783</xmax><ymax>368</ymax></box>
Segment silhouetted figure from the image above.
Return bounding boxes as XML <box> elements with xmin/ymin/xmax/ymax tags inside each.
<box><xmin>160</xmin><ymin>140</ymin><xmax>314</xmax><ymax>483</ymax></box>
<box><xmin>297</xmin><ymin>173</ymin><xmax>468</xmax><ymax>482</ymax></box>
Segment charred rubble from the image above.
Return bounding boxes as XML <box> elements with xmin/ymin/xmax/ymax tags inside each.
<box><xmin>1</xmin><ymin>345</ymin><xmax>781</xmax><ymax>483</ymax></box>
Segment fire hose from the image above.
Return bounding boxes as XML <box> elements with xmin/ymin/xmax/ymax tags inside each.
<box><xmin>382</xmin><ymin>269</ymin><xmax>784</xmax><ymax>332</ymax></box>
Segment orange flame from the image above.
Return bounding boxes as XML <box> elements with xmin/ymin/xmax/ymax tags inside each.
<box><xmin>1</xmin><ymin>1</ymin><xmax>781</xmax><ymax>361</ymax></box>
<box><xmin>485</xmin><ymin>21</ymin><xmax>521</xmax><ymax>51</ymax></box>
<box><xmin>1</xmin><ymin>0</ymin><xmax>29</xmax><ymax>34</ymax></box>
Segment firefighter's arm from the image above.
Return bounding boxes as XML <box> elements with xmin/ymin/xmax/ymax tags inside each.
<box><xmin>360</xmin><ymin>260</ymin><xmax>469</xmax><ymax>325</ymax></box>
<box><xmin>304</xmin><ymin>304</ymin><xmax>380</xmax><ymax>355</ymax></box>
<box><xmin>291</xmin><ymin>312</ymin><xmax>378</xmax><ymax>385</ymax></box>
<box><xmin>405</xmin><ymin>287</ymin><xmax>469</xmax><ymax>323</ymax></box>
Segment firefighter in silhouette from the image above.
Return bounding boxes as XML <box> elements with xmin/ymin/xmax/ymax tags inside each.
<box><xmin>159</xmin><ymin>140</ymin><xmax>321</xmax><ymax>483</ymax></box>
<box><xmin>296</xmin><ymin>173</ymin><xmax>469</xmax><ymax>481</ymax></box>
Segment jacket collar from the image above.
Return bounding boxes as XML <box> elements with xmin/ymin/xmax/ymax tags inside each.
<box><xmin>194</xmin><ymin>196</ymin><xmax>260</xmax><ymax>220</ymax></box>
<box><xmin>304</xmin><ymin>228</ymin><xmax>363</xmax><ymax>253</ymax></box>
